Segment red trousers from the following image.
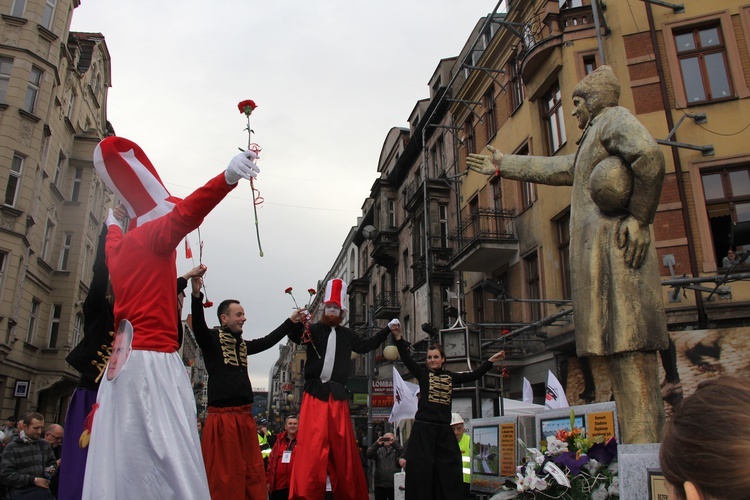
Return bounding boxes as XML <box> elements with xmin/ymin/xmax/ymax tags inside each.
<box><xmin>202</xmin><ymin>404</ymin><xmax>267</xmax><ymax>499</ymax></box>
<box><xmin>289</xmin><ymin>393</ymin><xmax>368</xmax><ymax>500</ymax></box>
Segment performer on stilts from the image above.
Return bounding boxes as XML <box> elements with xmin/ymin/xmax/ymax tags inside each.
<box><xmin>287</xmin><ymin>278</ymin><xmax>399</xmax><ymax>500</ymax></box>
<box><xmin>82</xmin><ymin>136</ymin><xmax>259</xmax><ymax>499</ymax></box>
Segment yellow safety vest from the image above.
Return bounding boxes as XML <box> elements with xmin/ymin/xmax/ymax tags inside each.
<box><xmin>458</xmin><ymin>433</ymin><xmax>471</xmax><ymax>484</ymax></box>
<box><xmin>258</xmin><ymin>432</ymin><xmax>273</xmax><ymax>458</ymax></box>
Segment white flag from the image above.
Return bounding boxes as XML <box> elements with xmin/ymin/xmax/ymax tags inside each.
<box><xmin>545</xmin><ymin>370</ymin><xmax>569</xmax><ymax>410</ymax></box>
<box><xmin>445</xmin><ymin>288</ymin><xmax>458</xmax><ymax>300</ymax></box>
<box><xmin>389</xmin><ymin>367</ymin><xmax>419</xmax><ymax>423</ymax></box>
<box><xmin>523</xmin><ymin>377</ymin><xmax>533</xmax><ymax>404</ymax></box>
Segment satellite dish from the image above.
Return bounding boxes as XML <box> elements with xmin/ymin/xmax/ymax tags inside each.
<box><xmin>362</xmin><ymin>225</ymin><xmax>377</xmax><ymax>240</ymax></box>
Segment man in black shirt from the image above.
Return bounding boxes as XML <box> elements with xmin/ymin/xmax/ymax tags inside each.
<box><xmin>190</xmin><ymin>269</ymin><xmax>305</xmax><ymax>499</ymax></box>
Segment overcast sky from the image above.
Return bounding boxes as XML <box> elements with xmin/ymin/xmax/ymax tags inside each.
<box><xmin>71</xmin><ymin>0</ymin><xmax>500</xmax><ymax>390</ymax></box>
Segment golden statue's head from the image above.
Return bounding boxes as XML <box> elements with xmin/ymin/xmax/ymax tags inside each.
<box><xmin>572</xmin><ymin>65</ymin><xmax>620</xmax><ymax>120</ymax></box>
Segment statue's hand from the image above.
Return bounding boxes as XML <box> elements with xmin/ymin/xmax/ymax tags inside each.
<box><xmin>616</xmin><ymin>215</ymin><xmax>651</xmax><ymax>269</ymax></box>
<box><xmin>466</xmin><ymin>145</ymin><xmax>504</xmax><ymax>175</ymax></box>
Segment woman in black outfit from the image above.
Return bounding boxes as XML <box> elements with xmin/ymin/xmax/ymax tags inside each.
<box><xmin>391</xmin><ymin>324</ymin><xmax>505</xmax><ymax>500</ymax></box>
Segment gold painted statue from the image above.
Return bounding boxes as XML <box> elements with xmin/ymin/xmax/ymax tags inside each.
<box><xmin>466</xmin><ymin>65</ymin><xmax>668</xmax><ymax>444</ymax></box>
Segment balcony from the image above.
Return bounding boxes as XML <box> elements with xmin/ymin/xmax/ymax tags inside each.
<box><xmin>373</xmin><ymin>290</ymin><xmax>400</xmax><ymax>320</ymax></box>
<box><xmin>371</xmin><ymin>229</ymin><xmax>399</xmax><ymax>269</ymax></box>
<box><xmin>449</xmin><ymin>208</ymin><xmax>518</xmax><ymax>272</ymax></box>
<box><xmin>411</xmin><ymin>248</ymin><xmax>455</xmax><ymax>290</ymax></box>
<box><xmin>518</xmin><ymin>3</ymin><xmax>597</xmax><ymax>82</ymax></box>
<box><xmin>403</xmin><ymin>178</ymin><xmax>452</xmax><ymax>212</ymax></box>
<box><xmin>475</xmin><ymin>324</ymin><xmax>547</xmax><ymax>360</ymax></box>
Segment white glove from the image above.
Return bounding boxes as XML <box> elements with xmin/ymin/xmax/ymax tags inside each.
<box><xmin>105</xmin><ymin>208</ymin><xmax>122</xmax><ymax>230</ymax></box>
<box><xmin>225</xmin><ymin>150</ymin><xmax>260</xmax><ymax>185</ymax></box>
<box><xmin>388</xmin><ymin>319</ymin><xmax>400</xmax><ymax>329</ymax></box>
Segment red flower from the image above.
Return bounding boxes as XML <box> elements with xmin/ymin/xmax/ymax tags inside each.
<box><xmin>203</xmin><ymin>301</ymin><xmax>214</xmax><ymax>308</ymax></box>
<box><xmin>501</xmin><ymin>329</ymin><xmax>511</xmax><ymax>336</ymax></box>
<box><xmin>285</xmin><ymin>287</ymin><xmax>293</xmax><ymax>294</ymax></box>
<box><xmin>308</xmin><ymin>288</ymin><xmax>316</xmax><ymax>296</ymax></box>
<box><xmin>238</xmin><ymin>99</ymin><xmax>257</xmax><ymax>115</ymax></box>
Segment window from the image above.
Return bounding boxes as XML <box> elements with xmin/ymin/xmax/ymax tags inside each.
<box><xmin>70</xmin><ymin>167</ymin><xmax>82</xmax><ymax>201</ymax></box>
<box><xmin>556</xmin><ymin>211</ymin><xmax>572</xmax><ymax>299</ymax></box>
<box><xmin>414</xmin><ymin>213</ymin><xmax>425</xmax><ymax>258</ymax></box>
<box><xmin>582</xmin><ymin>55</ymin><xmax>598</xmax><ymax>75</ymax></box>
<box><xmin>4</xmin><ymin>154</ymin><xmax>24</xmax><ymax>206</ymax></box>
<box><xmin>72</xmin><ymin>313</ymin><xmax>83</xmax><ymax>346</ymax></box>
<box><xmin>464</xmin><ymin>117</ymin><xmax>476</xmax><ymax>156</ymax></box>
<box><xmin>0</xmin><ymin>58</ymin><xmax>12</xmax><ymax>102</ymax></box>
<box><xmin>24</xmin><ymin>67</ymin><xmax>42</xmax><ymax>113</ymax></box>
<box><xmin>42</xmin><ymin>0</ymin><xmax>56</xmax><ymax>29</ymax></box>
<box><xmin>702</xmin><ymin>167</ymin><xmax>750</xmax><ymax>263</ymax></box>
<box><xmin>48</xmin><ymin>304</ymin><xmax>61</xmax><ymax>348</ymax></box>
<box><xmin>72</xmin><ymin>313</ymin><xmax>82</xmax><ymax>346</ymax></box>
<box><xmin>493</xmin><ymin>273</ymin><xmax>511</xmax><ymax>324</ymax></box>
<box><xmin>387</xmin><ymin>199</ymin><xmax>396</xmax><ymax>228</ymax></box>
<box><xmin>10</xmin><ymin>0</ymin><xmax>25</xmax><ymax>17</ymax></box>
<box><xmin>0</xmin><ymin>251</ymin><xmax>7</xmax><ymax>292</ymax></box>
<box><xmin>508</xmin><ymin>57</ymin><xmax>524</xmax><ymax>113</ymax></box>
<box><xmin>66</xmin><ymin>91</ymin><xmax>76</xmax><ymax>119</ymax></box>
<box><xmin>41</xmin><ymin>218</ymin><xmax>55</xmax><ymax>262</ymax></box>
<box><xmin>469</xmin><ymin>196</ymin><xmax>480</xmax><ymax>239</ymax></box>
<box><xmin>26</xmin><ymin>299</ymin><xmax>40</xmax><ymax>343</ymax></box>
<box><xmin>543</xmin><ymin>82</ymin><xmax>567</xmax><ymax>153</ymax></box>
<box><xmin>58</xmin><ymin>232</ymin><xmax>72</xmax><ymax>270</ymax></box>
<box><xmin>524</xmin><ymin>251</ymin><xmax>542</xmax><ymax>321</ymax></box>
<box><xmin>90</xmin><ymin>72</ymin><xmax>100</xmax><ymax>97</ymax></box>
<box><xmin>484</xmin><ymin>88</ymin><xmax>497</xmax><ymax>140</ymax></box>
<box><xmin>674</xmin><ymin>24</ymin><xmax>732</xmax><ymax>104</ymax></box>
<box><xmin>439</xmin><ymin>204</ymin><xmax>449</xmax><ymax>248</ymax></box>
<box><xmin>664</xmin><ymin>12</ymin><xmax>747</xmax><ymax>108</ymax></box>
<box><xmin>402</xmin><ymin>249</ymin><xmax>409</xmax><ymax>284</ymax></box>
<box><xmin>53</xmin><ymin>151</ymin><xmax>65</xmax><ymax>186</ymax></box>
<box><xmin>559</xmin><ymin>0</ymin><xmax>582</xmax><ymax>8</ymax></box>
<box><xmin>516</xmin><ymin>144</ymin><xmax>535</xmax><ymax>209</ymax></box>
<box><xmin>473</xmin><ymin>286</ymin><xmax>485</xmax><ymax>323</ymax></box>
<box><xmin>83</xmin><ymin>241</ymin><xmax>93</xmax><ymax>282</ymax></box>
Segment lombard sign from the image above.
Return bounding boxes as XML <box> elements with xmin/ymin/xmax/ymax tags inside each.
<box><xmin>372</xmin><ymin>379</ymin><xmax>394</xmax><ymax>408</ymax></box>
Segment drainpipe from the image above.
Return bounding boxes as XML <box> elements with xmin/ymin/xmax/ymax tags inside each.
<box><xmin>645</xmin><ymin>3</ymin><xmax>706</xmax><ymax>326</ymax></box>
<box><xmin>591</xmin><ymin>0</ymin><xmax>607</xmax><ymax>64</ymax></box>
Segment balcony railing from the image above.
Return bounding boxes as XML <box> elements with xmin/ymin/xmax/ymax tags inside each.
<box><xmin>450</xmin><ymin>208</ymin><xmax>516</xmax><ymax>250</ymax></box>
<box><xmin>373</xmin><ymin>290</ymin><xmax>400</xmax><ymax>319</ymax></box>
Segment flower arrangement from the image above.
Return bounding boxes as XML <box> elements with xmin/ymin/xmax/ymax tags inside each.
<box><xmin>498</xmin><ymin>410</ymin><xmax>619</xmax><ymax>499</ymax></box>
<box><xmin>285</xmin><ymin>287</ymin><xmax>320</xmax><ymax>358</ymax></box>
<box><xmin>238</xmin><ymin>99</ymin><xmax>264</xmax><ymax>257</ymax></box>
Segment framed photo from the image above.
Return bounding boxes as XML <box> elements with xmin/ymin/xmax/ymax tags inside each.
<box><xmin>539</xmin><ymin>415</ymin><xmax>585</xmax><ymax>441</ymax></box>
<box><xmin>13</xmin><ymin>380</ymin><xmax>29</xmax><ymax>398</ymax></box>
<box><xmin>648</xmin><ymin>470</ymin><xmax>670</xmax><ymax>500</ymax></box>
<box><xmin>471</xmin><ymin>425</ymin><xmax>500</xmax><ymax>476</ymax></box>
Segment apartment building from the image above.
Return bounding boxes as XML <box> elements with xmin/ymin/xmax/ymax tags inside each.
<box><xmin>0</xmin><ymin>0</ymin><xmax>112</xmax><ymax>423</ymax></box>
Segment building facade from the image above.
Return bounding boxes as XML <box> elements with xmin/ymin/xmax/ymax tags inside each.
<box><xmin>0</xmin><ymin>0</ymin><xmax>112</xmax><ymax>423</ymax></box>
<box><xmin>305</xmin><ymin>0</ymin><xmax>750</xmax><ymax>420</ymax></box>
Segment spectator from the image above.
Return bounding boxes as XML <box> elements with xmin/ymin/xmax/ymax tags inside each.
<box><xmin>257</xmin><ymin>418</ymin><xmax>276</xmax><ymax>469</ymax></box>
<box><xmin>451</xmin><ymin>413</ymin><xmax>473</xmax><ymax>498</ymax></box>
<box><xmin>367</xmin><ymin>432</ymin><xmax>403</xmax><ymax>500</ymax></box>
<box><xmin>660</xmin><ymin>376</ymin><xmax>750</xmax><ymax>500</ymax></box>
<box><xmin>0</xmin><ymin>412</ymin><xmax>56</xmax><ymax>499</ymax></box>
<box><xmin>723</xmin><ymin>247</ymin><xmax>739</xmax><ymax>268</ymax></box>
<box><xmin>0</xmin><ymin>417</ymin><xmax>17</xmax><ymax>442</ymax></box>
<box><xmin>266</xmin><ymin>415</ymin><xmax>299</xmax><ymax>500</ymax></box>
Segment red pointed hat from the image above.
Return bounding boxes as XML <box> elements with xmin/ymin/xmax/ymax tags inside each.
<box><xmin>324</xmin><ymin>278</ymin><xmax>347</xmax><ymax>310</ymax></box>
<box><xmin>94</xmin><ymin>136</ymin><xmax>182</xmax><ymax>229</ymax></box>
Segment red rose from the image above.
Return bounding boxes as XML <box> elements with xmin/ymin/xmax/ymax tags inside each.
<box><xmin>308</xmin><ymin>288</ymin><xmax>316</xmax><ymax>295</ymax></box>
<box><xmin>238</xmin><ymin>99</ymin><xmax>257</xmax><ymax>115</ymax></box>
<box><xmin>285</xmin><ymin>287</ymin><xmax>293</xmax><ymax>294</ymax></box>
<box><xmin>203</xmin><ymin>301</ymin><xmax>214</xmax><ymax>308</ymax></box>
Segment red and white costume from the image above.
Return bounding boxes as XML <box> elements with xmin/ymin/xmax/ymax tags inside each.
<box><xmin>82</xmin><ymin>137</ymin><xmax>236</xmax><ymax>499</ymax></box>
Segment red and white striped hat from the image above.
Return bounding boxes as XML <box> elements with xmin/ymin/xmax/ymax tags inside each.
<box><xmin>93</xmin><ymin>136</ymin><xmax>182</xmax><ymax>229</ymax></box>
<box><xmin>323</xmin><ymin>278</ymin><xmax>347</xmax><ymax>310</ymax></box>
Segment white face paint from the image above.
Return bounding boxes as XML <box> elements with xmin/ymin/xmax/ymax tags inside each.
<box><xmin>324</xmin><ymin>303</ymin><xmax>341</xmax><ymax>316</ymax></box>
